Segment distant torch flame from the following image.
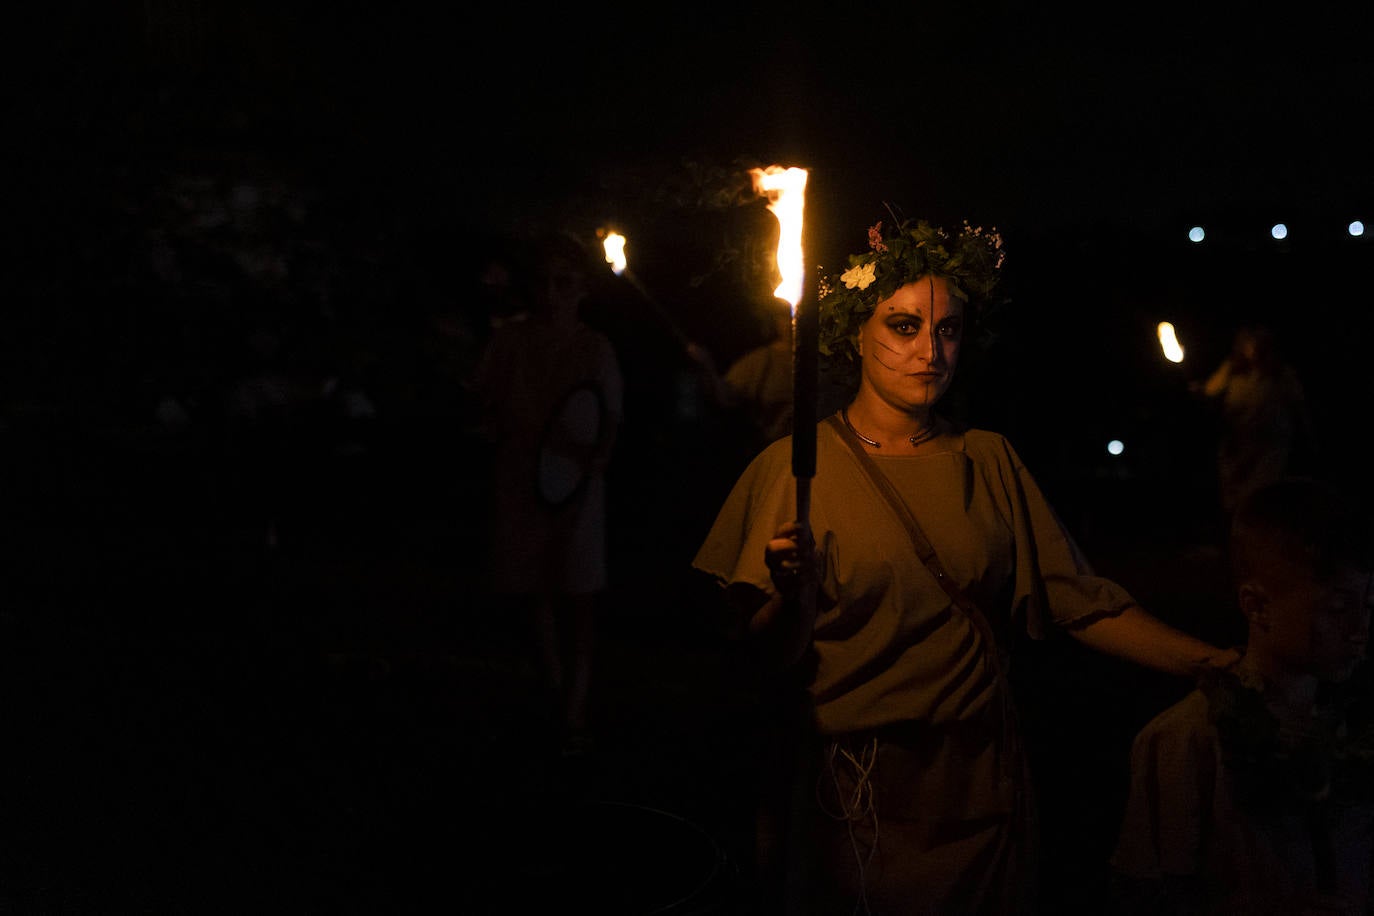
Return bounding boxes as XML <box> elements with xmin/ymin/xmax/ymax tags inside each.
<box><xmin>1157</xmin><ymin>322</ymin><xmax>1185</xmax><ymax>363</ymax></box>
<box><xmin>602</xmin><ymin>231</ymin><xmax>628</xmax><ymax>276</ymax></box>
<box><xmin>749</xmin><ymin>166</ymin><xmax>809</xmax><ymax>311</ymax></box>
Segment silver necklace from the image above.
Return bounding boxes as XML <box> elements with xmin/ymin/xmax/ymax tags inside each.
<box><xmin>841</xmin><ymin>407</ymin><xmax>938</xmax><ymax>448</ymax></box>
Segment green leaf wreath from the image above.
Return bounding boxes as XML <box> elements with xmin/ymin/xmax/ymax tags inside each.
<box><xmin>817</xmin><ymin>212</ymin><xmax>1008</xmax><ymax>381</ymax></box>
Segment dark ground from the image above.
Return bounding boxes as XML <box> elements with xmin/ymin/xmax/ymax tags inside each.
<box><xmin>0</xmin><ymin>409</ymin><xmax>1243</xmax><ymax>915</ymax></box>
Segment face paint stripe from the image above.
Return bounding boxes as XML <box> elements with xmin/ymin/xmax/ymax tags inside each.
<box><xmin>925</xmin><ymin>275</ymin><xmax>936</xmax><ymax>355</ymax></box>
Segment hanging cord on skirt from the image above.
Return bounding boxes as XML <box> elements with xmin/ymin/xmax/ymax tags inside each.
<box><xmin>818</xmin><ymin>735</ymin><xmax>881</xmax><ymax>916</ymax></box>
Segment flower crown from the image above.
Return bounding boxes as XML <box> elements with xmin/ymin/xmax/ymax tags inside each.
<box><xmin>817</xmin><ymin>216</ymin><xmax>1006</xmax><ymax>371</ymax></box>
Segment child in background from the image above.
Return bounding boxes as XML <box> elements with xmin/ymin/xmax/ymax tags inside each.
<box><xmin>1111</xmin><ymin>476</ymin><xmax>1374</xmax><ymax>915</ymax></box>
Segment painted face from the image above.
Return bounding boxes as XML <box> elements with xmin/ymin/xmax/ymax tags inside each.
<box><xmin>1270</xmin><ymin>565</ymin><xmax>1373</xmax><ymax>682</ymax></box>
<box><xmin>857</xmin><ymin>275</ymin><xmax>965</xmax><ymax>411</ymax></box>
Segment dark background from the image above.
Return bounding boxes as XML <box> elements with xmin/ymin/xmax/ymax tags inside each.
<box><xmin>11</xmin><ymin>0</ymin><xmax>1373</xmax><ymax>456</ymax></box>
<box><xmin>3</xmin><ymin>3</ymin><xmax>1372</xmax><ymax>912</ymax></box>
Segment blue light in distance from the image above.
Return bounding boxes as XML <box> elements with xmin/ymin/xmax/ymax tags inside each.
<box><xmin>1107</xmin><ymin>439</ymin><xmax>1125</xmax><ymax>456</ymax></box>
<box><xmin>1271</xmin><ymin>223</ymin><xmax>1289</xmax><ymax>240</ymax></box>
<box><xmin>1350</xmin><ymin>220</ymin><xmax>1365</xmax><ymax>238</ymax></box>
<box><xmin>1188</xmin><ymin>226</ymin><xmax>1206</xmax><ymax>243</ymax></box>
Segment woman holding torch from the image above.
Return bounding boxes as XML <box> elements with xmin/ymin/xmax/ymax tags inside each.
<box><xmin>475</xmin><ymin>231</ymin><xmax>623</xmax><ymax>758</ymax></box>
<box><xmin>692</xmin><ymin>215</ymin><xmax>1242</xmax><ymax>914</ymax></box>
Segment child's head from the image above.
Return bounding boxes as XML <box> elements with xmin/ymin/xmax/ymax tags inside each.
<box><xmin>529</xmin><ymin>231</ymin><xmax>592</xmax><ymax>320</ymax></box>
<box><xmin>1230</xmin><ymin>477</ymin><xmax>1374</xmax><ymax>682</ymax></box>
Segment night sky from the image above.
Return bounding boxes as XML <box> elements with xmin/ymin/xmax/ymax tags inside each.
<box><xmin>22</xmin><ymin>3</ymin><xmax>1373</xmax><ymax>236</ymax></box>
<box><xmin>11</xmin><ymin>1</ymin><xmax>1374</xmax><ymax>477</ymax></box>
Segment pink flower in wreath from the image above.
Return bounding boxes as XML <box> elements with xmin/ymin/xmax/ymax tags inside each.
<box><xmin>868</xmin><ymin>223</ymin><xmax>888</xmax><ymax>252</ymax></box>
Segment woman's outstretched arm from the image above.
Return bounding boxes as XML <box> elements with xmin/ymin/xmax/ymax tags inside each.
<box><xmin>1066</xmin><ymin>604</ymin><xmax>1242</xmax><ymax>678</ymax></box>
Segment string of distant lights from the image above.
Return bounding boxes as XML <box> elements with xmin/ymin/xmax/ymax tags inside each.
<box><xmin>1186</xmin><ymin>218</ymin><xmax>1366</xmax><ymax>244</ymax></box>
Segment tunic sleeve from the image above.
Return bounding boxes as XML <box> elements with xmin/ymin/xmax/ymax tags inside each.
<box><xmin>722</xmin><ymin>347</ymin><xmax>769</xmax><ymax>404</ymax></box>
<box><xmin>992</xmin><ymin>434</ymin><xmax>1139</xmax><ymax>635</ymax></box>
<box><xmin>691</xmin><ymin>438</ymin><xmax>797</xmax><ymax>598</ymax></box>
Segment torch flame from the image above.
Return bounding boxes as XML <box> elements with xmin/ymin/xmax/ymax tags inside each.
<box><xmin>601</xmin><ymin>231</ymin><xmax>628</xmax><ymax>276</ymax></box>
<box><xmin>749</xmin><ymin>166</ymin><xmax>809</xmax><ymax>311</ymax></box>
<box><xmin>1157</xmin><ymin>321</ymin><xmax>1185</xmax><ymax>363</ymax></box>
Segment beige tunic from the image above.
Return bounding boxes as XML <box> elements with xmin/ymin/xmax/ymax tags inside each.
<box><xmin>722</xmin><ymin>340</ymin><xmax>794</xmax><ymax>446</ymax></box>
<box><xmin>477</xmin><ymin>318</ymin><xmax>623</xmax><ymax>595</ymax></box>
<box><xmin>694</xmin><ymin>417</ymin><xmax>1133</xmax><ymax>735</ymax></box>
<box><xmin>1212</xmin><ymin>367</ymin><xmax>1308</xmax><ymax>513</ymax></box>
<box><xmin>693</xmin><ymin>416</ymin><xmax>1137</xmax><ymax>914</ymax></box>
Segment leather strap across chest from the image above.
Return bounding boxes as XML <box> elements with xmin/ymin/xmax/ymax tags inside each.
<box><xmin>824</xmin><ymin>412</ymin><xmax>1017</xmax><ymax>776</ymax></box>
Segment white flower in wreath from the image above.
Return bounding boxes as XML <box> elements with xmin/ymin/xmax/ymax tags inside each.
<box><xmin>840</xmin><ymin>261</ymin><xmax>876</xmax><ymax>291</ymax></box>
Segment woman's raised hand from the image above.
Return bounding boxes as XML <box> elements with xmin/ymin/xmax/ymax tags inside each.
<box><xmin>765</xmin><ymin>520</ymin><xmax>816</xmax><ymax>595</ymax></box>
